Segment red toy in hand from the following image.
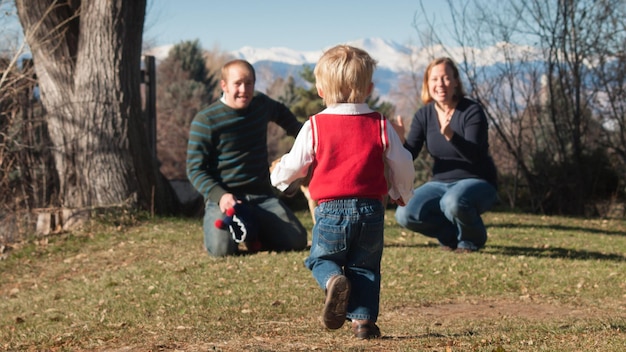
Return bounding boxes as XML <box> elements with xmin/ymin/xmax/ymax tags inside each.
<box><xmin>214</xmin><ymin>203</ymin><xmax>260</xmax><ymax>251</ymax></box>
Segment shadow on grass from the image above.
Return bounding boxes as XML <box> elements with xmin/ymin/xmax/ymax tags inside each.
<box><xmin>384</xmin><ymin>242</ymin><xmax>625</xmax><ymax>262</ymax></box>
<box><xmin>490</xmin><ymin>222</ymin><xmax>626</xmax><ymax>237</ymax></box>
<box><xmin>380</xmin><ymin>332</ymin><xmax>445</xmax><ymax>340</ymax></box>
<box><xmin>485</xmin><ymin>244</ymin><xmax>626</xmax><ymax>262</ymax></box>
<box><xmin>381</xmin><ymin>330</ymin><xmax>478</xmax><ymax>340</ymax></box>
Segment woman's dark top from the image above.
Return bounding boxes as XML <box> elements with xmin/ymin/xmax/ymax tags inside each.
<box><xmin>404</xmin><ymin>97</ymin><xmax>497</xmax><ymax>188</ymax></box>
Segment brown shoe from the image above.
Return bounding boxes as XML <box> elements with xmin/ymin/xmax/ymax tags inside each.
<box><xmin>322</xmin><ymin>275</ymin><xmax>350</xmax><ymax>329</ymax></box>
<box><xmin>352</xmin><ymin>320</ymin><xmax>381</xmax><ymax>339</ymax></box>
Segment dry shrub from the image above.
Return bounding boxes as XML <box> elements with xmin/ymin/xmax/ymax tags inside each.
<box><xmin>0</xmin><ymin>57</ymin><xmax>58</xmax><ymax>243</ymax></box>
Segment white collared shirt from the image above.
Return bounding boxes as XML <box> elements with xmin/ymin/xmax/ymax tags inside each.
<box><xmin>270</xmin><ymin>103</ymin><xmax>414</xmax><ymax>203</ymax></box>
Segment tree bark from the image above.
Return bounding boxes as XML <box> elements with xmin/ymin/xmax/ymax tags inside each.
<box><xmin>16</xmin><ymin>0</ymin><xmax>177</xmax><ymax>221</ymax></box>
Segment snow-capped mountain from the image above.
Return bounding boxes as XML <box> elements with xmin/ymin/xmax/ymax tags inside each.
<box><xmin>226</xmin><ymin>38</ymin><xmax>435</xmax><ymax>107</ymax></box>
<box><xmin>145</xmin><ymin>38</ymin><xmax>541</xmax><ymax>117</ymax></box>
<box><xmin>147</xmin><ymin>38</ymin><xmax>421</xmax><ymax>71</ymax></box>
<box><xmin>231</xmin><ymin>38</ymin><xmax>419</xmax><ymax>72</ymax></box>
<box><xmin>146</xmin><ymin>37</ymin><xmax>540</xmax><ymax>81</ymax></box>
<box><xmin>228</xmin><ymin>38</ymin><xmax>539</xmax><ymax>76</ymax></box>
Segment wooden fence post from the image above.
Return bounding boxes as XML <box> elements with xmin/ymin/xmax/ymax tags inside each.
<box><xmin>141</xmin><ymin>55</ymin><xmax>157</xmax><ymax>161</ymax></box>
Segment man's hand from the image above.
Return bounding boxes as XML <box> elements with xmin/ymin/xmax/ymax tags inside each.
<box><xmin>219</xmin><ymin>193</ymin><xmax>239</xmax><ymax>213</ymax></box>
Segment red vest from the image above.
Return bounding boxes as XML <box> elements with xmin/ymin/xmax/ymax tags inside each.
<box><xmin>308</xmin><ymin>112</ymin><xmax>388</xmax><ymax>202</ymax></box>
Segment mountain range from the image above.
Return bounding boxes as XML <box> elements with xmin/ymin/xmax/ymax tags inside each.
<box><xmin>233</xmin><ymin>38</ymin><xmax>419</xmax><ymax>103</ymax></box>
<box><xmin>146</xmin><ymin>37</ymin><xmax>540</xmax><ymax>117</ymax></box>
<box><xmin>146</xmin><ymin>38</ymin><xmax>418</xmax><ymax>97</ymax></box>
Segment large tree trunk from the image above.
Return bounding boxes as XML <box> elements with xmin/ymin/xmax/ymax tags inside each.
<box><xmin>16</xmin><ymin>0</ymin><xmax>177</xmax><ymax>225</ymax></box>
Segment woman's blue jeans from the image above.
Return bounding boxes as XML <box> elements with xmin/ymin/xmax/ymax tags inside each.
<box><xmin>395</xmin><ymin>179</ymin><xmax>497</xmax><ymax>250</ymax></box>
<box><xmin>305</xmin><ymin>198</ymin><xmax>384</xmax><ymax>322</ymax></box>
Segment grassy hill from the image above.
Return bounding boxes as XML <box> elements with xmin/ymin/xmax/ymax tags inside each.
<box><xmin>1</xmin><ymin>210</ymin><xmax>625</xmax><ymax>351</ymax></box>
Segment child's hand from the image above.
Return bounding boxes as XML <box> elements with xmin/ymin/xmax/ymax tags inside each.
<box><xmin>270</xmin><ymin>157</ymin><xmax>281</xmax><ymax>172</ymax></box>
<box><xmin>390</xmin><ymin>115</ymin><xmax>406</xmax><ymax>144</ymax></box>
<box><xmin>392</xmin><ymin>197</ymin><xmax>406</xmax><ymax>207</ymax></box>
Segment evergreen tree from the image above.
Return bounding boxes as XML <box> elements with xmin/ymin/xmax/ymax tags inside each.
<box><xmin>291</xmin><ymin>65</ymin><xmax>324</xmax><ymax>120</ymax></box>
<box><xmin>367</xmin><ymin>95</ymin><xmax>395</xmax><ymax>118</ymax></box>
<box><xmin>156</xmin><ymin>40</ymin><xmax>218</xmax><ymax>180</ymax></box>
<box><xmin>291</xmin><ymin>65</ymin><xmax>396</xmax><ymax>120</ymax></box>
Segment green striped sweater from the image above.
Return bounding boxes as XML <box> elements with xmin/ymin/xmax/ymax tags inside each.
<box><xmin>186</xmin><ymin>92</ymin><xmax>302</xmax><ymax>203</ymax></box>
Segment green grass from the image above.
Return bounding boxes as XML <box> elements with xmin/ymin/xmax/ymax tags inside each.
<box><xmin>1</xmin><ymin>211</ymin><xmax>625</xmax><ymax>351</ymax></box>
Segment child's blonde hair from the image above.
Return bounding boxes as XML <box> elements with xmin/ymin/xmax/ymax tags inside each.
<box><xmin>314</xmin><ymin>45</ymin><xmax>377</xmax><ymax>106</ymax></box>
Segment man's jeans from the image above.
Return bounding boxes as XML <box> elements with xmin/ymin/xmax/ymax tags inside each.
<box><xmin>305</xmin><ymin>198</ymin><xmax>384</xmax><ymax>322</ymax></box>
<box><xmin>395</xmin><ymin>179</ymin><xmax>497</xmax><ymax>250</ymax></box>
<box><xmin>203</xmin><ymin>195</ymin><xmax>307</xmax><ymax>257</ymax></box>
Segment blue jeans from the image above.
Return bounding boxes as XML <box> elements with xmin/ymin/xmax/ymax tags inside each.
<box><xmin>305</xmin><ymin>198</ymin><xmax>385</xmax><ymax>322</ymax></box>
<box><xmin>395</xmin><ymin>179</ymin><xmax>497</xmax><ymax>251</ymax></box>
<box><xmin>203</xmin><ymin>194</ymin><xmax>307</xmax><ymax>257</ymax></box>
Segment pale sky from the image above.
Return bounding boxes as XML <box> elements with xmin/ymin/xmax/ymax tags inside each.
<box><xmin>144</xmin><ymin>0</ymin><xmax>455</xmax><ymax>52</ymax></box>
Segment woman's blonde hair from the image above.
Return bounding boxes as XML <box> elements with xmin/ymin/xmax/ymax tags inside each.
<box><xmin>314</xmin><ymin>45</ymin><xmax>377</xmax><ymax>106</ymax></box>
<box><xmin>421</xmin><ymin>57</ymin><xmax>466</xmax><ymax>105</ymax></box>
